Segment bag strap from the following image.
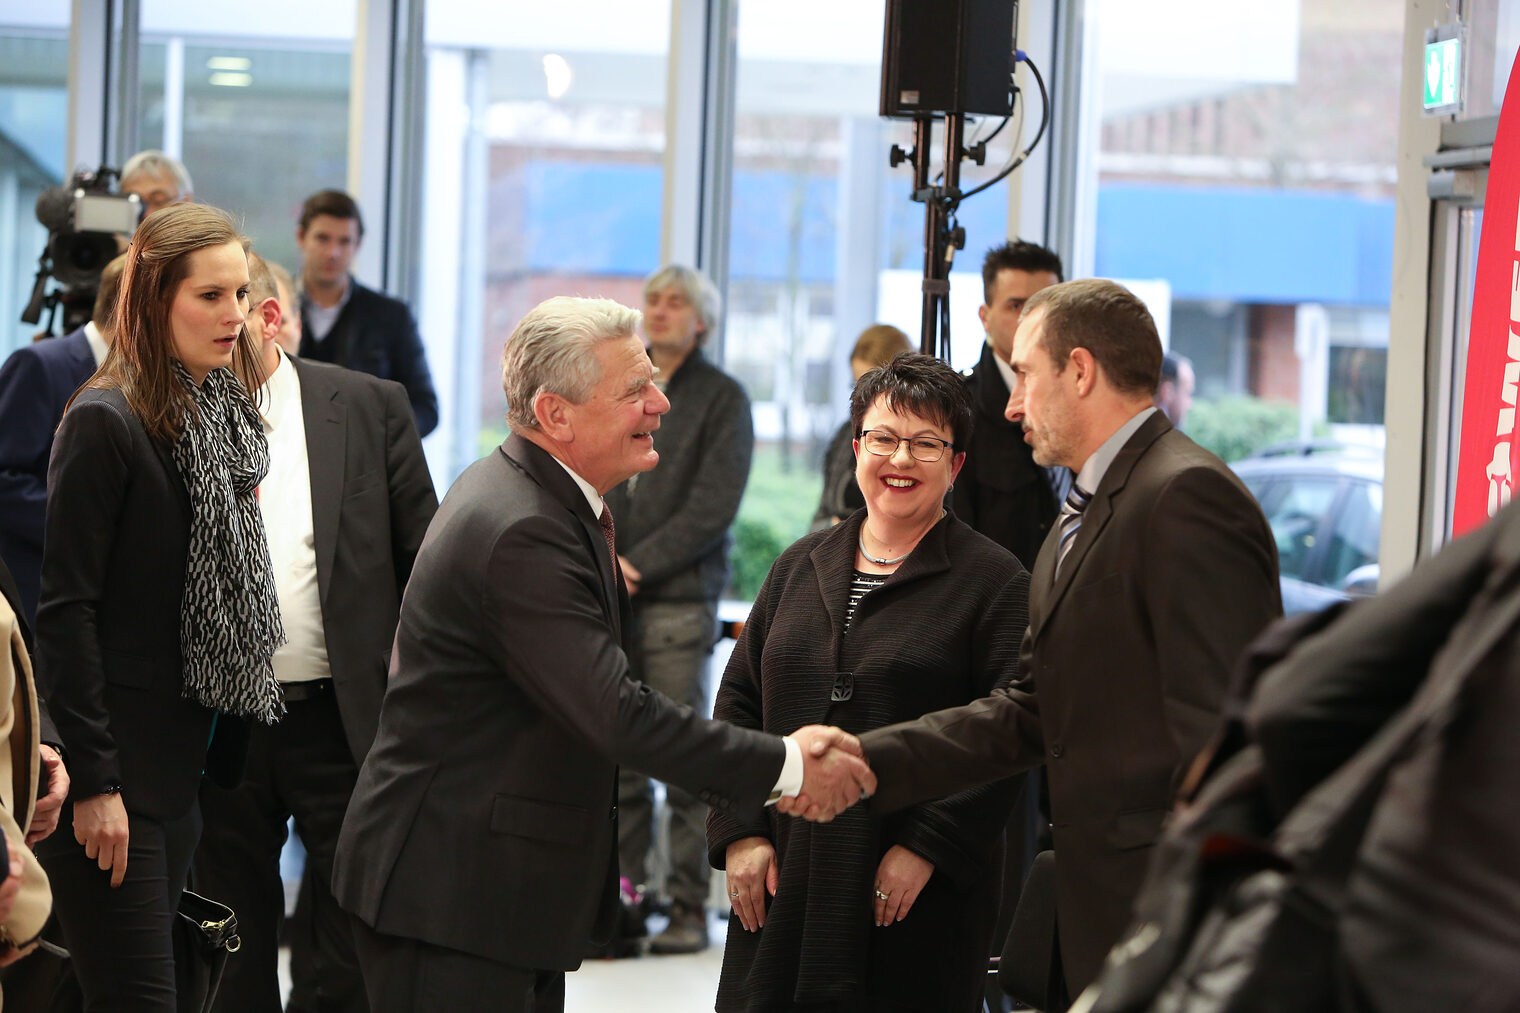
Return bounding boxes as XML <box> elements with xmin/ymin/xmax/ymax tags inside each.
<box><xmin>1276</xmin><ymin>562</ymin><xmax>1520</xmax><ymax>889</ymax></box>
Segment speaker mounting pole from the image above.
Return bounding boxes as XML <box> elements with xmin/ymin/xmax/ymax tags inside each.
<box><xmin>903</xmin><ymin>113</ymin><xmax>967</xmax><ymax>358</ymax></box>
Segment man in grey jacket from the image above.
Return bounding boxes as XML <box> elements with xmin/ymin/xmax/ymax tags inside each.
<box><xmin>605</xmin><ymin>264</ymin><xmax>754</xmax><ymax>954</ymax></box>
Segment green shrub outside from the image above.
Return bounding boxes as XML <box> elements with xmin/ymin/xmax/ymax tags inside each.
<box><xmin>728</xmin><ymin>444</ymin><xmax>822</xmax><ymax>600</ymax></box>
<box><xmin>1184</xmin><ymin>395</ymin><xmax>1323</xmax><ymax>463</ymax></box>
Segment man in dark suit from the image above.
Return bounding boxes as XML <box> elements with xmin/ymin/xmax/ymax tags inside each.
<box><xmin>193</xmin><ymin>253</ymin><xmax>437</xmax><ymax>1013</ymax></box>
<box><xmin>955</xmin><ymin>240</ymin><xmax>1064</xmax><ymax>570</ymax></box>
<box><xmin>800</xmin><ymin>279</ymin><xmax>1281</xmax><ymax>997</ymax></box>
<box><xmin>0</xmin><ymin>255</ymin><xmax>125</xmax><ymax>625</ymax></box>
<box><xmin>332</xmin><ymin>296</ymin><xmax>873</xmax><ymax>1011</ymax></box>
<box><xmin>294</xmin><ymin>190</ymin><xmax>439</xmax><ymax>436</ymax></box>
<box><xmin>1248</xmin><ymin>500</ymin><xmax>1520</xmax><ymax>1012</ymax></box>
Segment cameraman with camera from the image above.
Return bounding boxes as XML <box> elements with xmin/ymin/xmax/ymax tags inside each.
<box><xmin>0</xmin><ymin>255</ymin><xmax>126</xmax><ymax>628</ymax></box>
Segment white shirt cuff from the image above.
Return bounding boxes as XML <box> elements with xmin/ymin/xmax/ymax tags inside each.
<box><xmin>766</xmin><ymin>737</ymin><xmax>804</xmax><ymax>805</ymax></box>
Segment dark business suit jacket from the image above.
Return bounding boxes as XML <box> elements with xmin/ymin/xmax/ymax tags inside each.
<box><xmin>0</xmin><ymin>328</ymin><xmax>97</xmax><ymax>624</ymax></box>
<box><xmin>290</xmin><ymin>358</ymin><xmax>437</xmax><ymax>762</ymax></box>
<box><xmin>951</xmin><ymin>343</ymin><xmax>1060</xmax><ymax>570</ymax></box>
<box><xmin>860</xmin><ymin>411</ymin><xmax>1281</xmax><ymax>994</ymax></box>
<box><xmin>1249</xmin><ymin>501</ymin><xmax>1520</xmax><ymax>1013</ymax></box>
<box><xmin>36</xmin><ymin>388</ymin><xmax>247</xmax><ymax>816</ymax></box>
<box><xmin>332</xmin><ymin>433</ymin><xmax>785</xmax><ymax>973</ymax></box>
<box><xmin>299</xmin><ymin>282</ymin><xmax>439</xmax><ymax>437</ymax></box>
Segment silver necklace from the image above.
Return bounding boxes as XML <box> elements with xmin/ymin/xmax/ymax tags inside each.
<box><xmin>858</xmin><ymin>534</ymin><xmax>910</xmax><ymax>566</ymax></box>
<box><xmin>858</xmin><ymin>510</ymin><xmax>944</xmax><ymax>566</ymax></box>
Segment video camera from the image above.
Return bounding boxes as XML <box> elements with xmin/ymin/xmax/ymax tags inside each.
<box><xmin>21</xmin><ymin>165</ymin><xmax>142</xmax><ymax>334</ymax></box>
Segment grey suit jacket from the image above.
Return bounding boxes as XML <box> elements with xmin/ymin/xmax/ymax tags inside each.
<box><xmin>859</xmin><ymin>411</ymin><xmax>1281</xmax><ymax>994</ymax></box>
<box><xmin>290</xmin><ymin>358</ymin><xmax>436</xmax><ymax>763</ymax></box>
<box><xmin>332</xmin><ymin>433</ymin><xmax>785</xmax><ymax>972</ymax></box>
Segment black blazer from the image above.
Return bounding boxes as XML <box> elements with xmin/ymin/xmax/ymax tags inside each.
<box><xmin>290</xmin><ymin>358</ymin><xmax>436</xmax><ymax>763</ymax></box>
<box><xmin>951</xmin><ymin>343</ymin><xmax>1060</xmax><ymax>569</ymax></box>
<box><xmin>860</xmin><ymin>411</ymin><xmax>1281</xmax><ymax>994</ymax></box>
<box><xmin>1249</xmin><ymin>501</ymin><xmax>1520</xmax><ymax>1012</ymax></box>
<box><xmin>0</xmin><ymin>328</ymin><xmax>97</xmax><ymax>624</ymax></box>
<box><xmin>299</xmin><ymin>282</ymin><xmax>439</xmax><ymax>437</ymax></box>
<box><xmin>36</xmin><ymin>388</ymin><xmax>248</xmax><ymax>818</ymax></box>
<box><xmin>333</xmin><ymin>434</ymin><xmax>785</xmax><ymax>972</ymax></box>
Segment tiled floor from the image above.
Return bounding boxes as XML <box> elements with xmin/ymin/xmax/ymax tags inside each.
<box><xmin>566</xmin><ymin>912</ymin><xmax>727</xmax><ymax>1011</ymax></box>
<box><xmin>278</xmin><ymin>912</ymin><xmax>729</xmax><ymax>1012</ymax></box>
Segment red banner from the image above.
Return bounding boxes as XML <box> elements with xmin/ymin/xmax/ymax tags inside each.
<box><xmin>1452</xmin><ymin>49</ymin><xmax>1520</xmax><ymax>536</ymax></box>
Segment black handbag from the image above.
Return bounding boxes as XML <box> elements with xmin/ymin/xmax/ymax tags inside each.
<box><xmin>0</xmin><ymin>890</ymin><xmax>240</xmax><ymax>1013</ymax></box>
<box><xmin>173</xmin><ymin>889</ymin><xmax>242</xmax><ymax>1013</ymax></box>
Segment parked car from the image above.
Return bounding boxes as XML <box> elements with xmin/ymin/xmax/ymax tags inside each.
<box><xmin>1230</xmin><ymin>441</ymin><xmax>1383</xmax><ymax>615</ymax></box>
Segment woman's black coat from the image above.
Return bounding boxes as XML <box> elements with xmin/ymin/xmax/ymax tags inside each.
<box><xmin>708</xmin><ymin>510</ymin><xmax>1029</xmax><ymax>1011</ymax></box>
<box><xmin>36</xmin><ymin>387</ymin><xmax>247</xmax><ymax>818</ymax></box>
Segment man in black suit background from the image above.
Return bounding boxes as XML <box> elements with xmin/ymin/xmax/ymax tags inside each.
<box><xmin>295</xmin><ymin>190</ymin><xmax>439</xmax><ymax>437</ymax></box>
<box><xmin>332</xmin><ymin>296</ymin><xmax>873</xmax><ymax>1012</ymax></box>
<box><xmin>954</xmin><ymin>243</ymin><xmax>1064</xmax><ymax>999</ymax></box>
<box><xmin>194</xmin><ymin>252</ymin><xmax>437</xmax><ymax>1013</ymax></box>
<box><xmin>955</xmin><ymin>240</ymin><xmax>1064</xmax><ymax>571</ymax></box>
<box><xmin>799</xmin><ymin>279</ymin><xmax>1281</xmax><ymax>997</ymax></box>
<box><xmin>0</xmin><ymin>255</ymin><xmax>125</xmax><ymax>625</ymax></box>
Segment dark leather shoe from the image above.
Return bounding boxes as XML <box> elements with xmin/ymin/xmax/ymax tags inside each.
<box><xmin>648</xmin><ymin>904</ymin><xmax>709</xmax><ymax>955</ymax></box>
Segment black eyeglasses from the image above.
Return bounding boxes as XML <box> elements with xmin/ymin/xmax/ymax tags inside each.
<box><xmin>857</xmin><ymin>430</ymin><xmax>955</xmax><ymax>463</ymax></box>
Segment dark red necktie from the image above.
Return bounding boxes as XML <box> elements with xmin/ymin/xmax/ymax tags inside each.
<box><xmin>598</xmin><ymin>505</ymin><xmax>621</xmax><ymax>578</ymax></box>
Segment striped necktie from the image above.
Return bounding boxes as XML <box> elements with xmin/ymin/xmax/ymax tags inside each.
<box><xmin>1054</xmin><ymin>483</ymin><xmax>1092</xmax><ymax>580</ymax></box>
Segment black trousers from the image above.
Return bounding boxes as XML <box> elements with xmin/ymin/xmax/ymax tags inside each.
<box><xmin>37</xmin><ymin>804</ymin><xmax>201</xmax><ymax>1012</ymax></box>
<box><xmin>352</xmin><ymin>920</ymin><xmax>565</xmax><ymax>1013</ymax></box>
<box><xmin>193</xmin><ymin>687</ymin><xmax>367</xmax><ymax>1013</ymax></box>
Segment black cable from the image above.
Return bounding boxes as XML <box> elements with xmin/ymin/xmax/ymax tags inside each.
<box><xmin>978</xmin><ymin>90</ymin><xmax>1014</xmax><ymax>147</ymax></box>
<box><xmin>952</xmin><ymin>51</ymin><xmax>1049</xmax><ymax>206</ymax></box>
<box><xmin>932</xmin><ymin>85</ymin><xmax>1015</xmax><ymax>185</ymax></box>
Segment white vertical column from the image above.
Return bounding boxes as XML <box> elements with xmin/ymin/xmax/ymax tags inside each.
<box><xmin>661</xmin><ymin>0</ymin><xmax>709</xmax><ymax>270</ymax></box>
<box><xmin>1380</xmin><ymin>0</ymin><xmax>1446</xmax><ymax>581</ymax></box>
<box><xmin>1046</xmin><ymin>0</ymin><xmax>1100</xmax><ymax>280</ymax></box>
<box><xmin>662</xmin><ymin>0</ymin><xmax>738</xmax><ymax>355</ymax></box>
<box><xmin>162</xmin><ymin>35</ymin><xmax>184</xmax><ymax>159</ymax></box>
<box><xmin>67</xmin><ymin>0</ymin><xmax>112</xmax><ymax>173</ymax></box>
<box><xmin>348</xmin><ymin>0</ymin><xmax>396</xmax><ymax>290</ymax></box>
<box><xmin>1004</xmin><ymin>0</ymin><xmax>1057</xmax><ymax>247</ymax></box>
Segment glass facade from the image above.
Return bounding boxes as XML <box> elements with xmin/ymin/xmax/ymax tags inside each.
<box><xmin>0</xmin><ymin>2</ymin><xmax>70</xmax><ymax>355</ymax></box>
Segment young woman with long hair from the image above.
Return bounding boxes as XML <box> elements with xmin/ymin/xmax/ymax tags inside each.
<box><xmin>35</xmin><ymin>202</ymin><xmax>285</xmax><ymax>1011</ymax></box>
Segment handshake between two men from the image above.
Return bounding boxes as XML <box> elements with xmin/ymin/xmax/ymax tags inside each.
<box><xmin>783</xmin><ymin>725</ymin><xmax>877</xmax><ymax>821</ymax></box>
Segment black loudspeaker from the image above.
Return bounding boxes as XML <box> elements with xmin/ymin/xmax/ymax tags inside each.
<box><xmin>880</xmin><ymin>0</ymin><xmax>1016</xmax><ymax>118</ymax></box>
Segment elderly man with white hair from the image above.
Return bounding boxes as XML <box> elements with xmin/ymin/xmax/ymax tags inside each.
<box><xmin>606</xmin><ymin>265</ymin><xmax>756</xmax><ymax>954</ymax></box>
<box><xmin>332</xmin><ymin>296</ymin><xmax>871</xmax><ymax>1012</ymax></box>
<box><xmin>119</xmin><ymin>150</ymin><xmax>194</xmax><ymax>220</ymax></box>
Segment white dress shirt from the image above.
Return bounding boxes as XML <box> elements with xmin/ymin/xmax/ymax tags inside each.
<box><xmin>547</xmin><ymin>453</ymin><xmax>803</xmax><ymax>800</ymax></box>
<box><xmin>84</xmin><ymin>320</ymin><xmax>109</xmax><ymax>367</ymax></box>
<box><xmin>303</xmin><ymin>279</ymin><xmax>353</xmax><ymax>343</ymax></box>
<box><xmin>259</xmin><ymin>350</ymin><xmax>331</xmax><ymax>684</ymax></box>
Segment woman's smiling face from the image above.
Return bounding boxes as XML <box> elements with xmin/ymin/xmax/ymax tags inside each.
<box><xmin>854</xmin><ymin>395</ymin><xmax>964</xmax><ymax>529</ymax></box>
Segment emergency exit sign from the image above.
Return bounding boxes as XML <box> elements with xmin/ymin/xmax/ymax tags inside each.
<box><xmin>1424</xmin><ymin>26</ymin><xmax>1464</xmax><ymax>115</ymax></box>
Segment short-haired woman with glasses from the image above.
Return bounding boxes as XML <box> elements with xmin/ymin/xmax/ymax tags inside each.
<box><xmin>708</xmin><ymin>353</ymin><xmax>1030</xmax><ymax>1011</ymax></box>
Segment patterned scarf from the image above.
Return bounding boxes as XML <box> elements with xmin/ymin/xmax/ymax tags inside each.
<box><xmin>170</xmin><ymin>362</ymin><xmax>286</xmax><ymax>724</ymax></box>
